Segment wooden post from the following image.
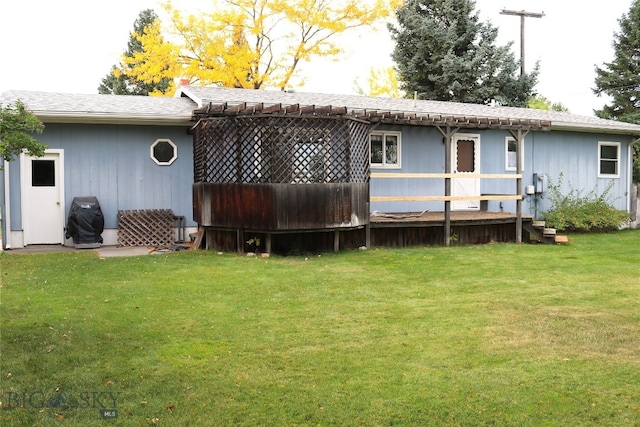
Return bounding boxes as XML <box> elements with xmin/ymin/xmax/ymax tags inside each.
<box><xmin>365</xmin><ymin>224</ymin><xmax>371</xmax><ymax>249</ymax></box>
<box><xmin>265</xmin><ymin>233</ymin><xmax>272</xmax><ymax>254</ymax></box>
<box><xmin>193</xmin><ymin>226</ymin><xmax>205</xmax><ymax>250</ymax></box>
<box><xmin>205</xmin><ymin>229</ymin><xmax>211</xmax><ymax>250</ymax></box>
<box><xmin>436</xmin><ymin>125</ymin><xmax>459</xmax><ymax>246</ymax></box>
<box><xmin>444</xmin><ymin>136</ymin><xmax>452</xmax><ymax>247</ymax></box>
<box><xmin>237</xmin><ymin>228</ymin><xmax>244</xmax><ymax>255</ymax></box>
<box><xmin>334</xmin><ymin>230</ymin><xmax>340</xmax><ymax>252</ymax></box>
<box><xmin>509</xmin><ymin>129</ymin><xmax>529</xmax><ymax>244</ymax></box>
<box><xmin>365</xmin><ymin>199</ymin><xmax>371</xmax><ymax>249</ymax></box>
<box><xmin>515</xmin><ymin>130</ymin><xmax>523</xmax><ymax>244</ymax></box>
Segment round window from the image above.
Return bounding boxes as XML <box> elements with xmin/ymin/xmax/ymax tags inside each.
<box><xmin>150</xmin><ymin>139</ymin><xmax>177</xmax><ymax>165</ymax></box>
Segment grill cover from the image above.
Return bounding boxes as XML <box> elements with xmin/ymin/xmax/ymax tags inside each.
<box><xmin>66</xmin><ymin>197</ymin><xmax>104</xmax><ymax>245</ymax></box>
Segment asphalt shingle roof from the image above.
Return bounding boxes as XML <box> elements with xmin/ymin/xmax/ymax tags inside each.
<box><xmin>0</xmin><ymin>90</ymin><xmax>196</xmax><ymax>125</ymax></box>
<box><xmin>178</xmin><ymin>86</ymin><xmax>640</xmax><ymax>135</ymax></box>
<box><xmin>3</xmin><ymin>87</ymin><xmax>640</xmax><ymax>135</ymax></box>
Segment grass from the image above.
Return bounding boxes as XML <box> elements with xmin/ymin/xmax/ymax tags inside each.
<box><xmin>1</xmin><ymin>231</ymin><xmax>640</xmax><ymax>426</ymax></box>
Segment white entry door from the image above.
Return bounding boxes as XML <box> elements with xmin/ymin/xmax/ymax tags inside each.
<box><xmin>21</xmin><ymin>150</ymin><xmax>65</xmax><ymax>244</ymax></box>
<box><xmin>451</xmin><ymin>134</ymin><xmax>480</xmax><ymax>211</ymax></box>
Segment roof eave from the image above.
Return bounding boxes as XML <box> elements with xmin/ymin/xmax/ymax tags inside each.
<box><xmin>35</xmin><ymin>112</ymin><xmax>194</xmax><ymax>126</ymax></box>
<box><xmin>551</xmin><ymin>121</ymin><xmax>640</xmax><ymax>136</ymax></box>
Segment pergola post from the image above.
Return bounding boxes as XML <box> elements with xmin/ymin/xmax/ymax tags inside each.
<box><xmin>436</xmin><ymin>125</ymin><xmax>460</xmax><ymax>246</ymax></box>
<box><xmin>509</xmin><ymin>128</ymin><xmax>529</xmax><ymax>244</ymax></box>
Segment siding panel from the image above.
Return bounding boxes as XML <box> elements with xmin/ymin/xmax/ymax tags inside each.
<box><xmin>19</xmin><ymin>123</ymin><xmax>195</xmax><ymax>229</ymax></box>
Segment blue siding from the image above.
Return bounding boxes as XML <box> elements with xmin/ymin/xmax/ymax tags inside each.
<box><xmin>528</xmin><ymin>131</ymin><xmax>632</xmax><ymax>213</ymax></box>
<box><xmin>478</xmin><ymin>129</ymin><xmax>524</xmax><ymax>213</ymax></box>
<box><xmin>370</xmin><ymin>126</ymin><xmax>634</xmax><ymax>215</ymax></box>
<box><xmin>7</xmin><ymin>123</ymin><xmax>195</xmax><ymax>231</ymax></box>
<box><xmin>370</xmin><ymin>125</ymin><xmax>446</xmax><ymax>212</ymax></box>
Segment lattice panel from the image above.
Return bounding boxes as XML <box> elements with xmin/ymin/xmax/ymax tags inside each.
<box><xmin>348</xmin><ymin>120</ymin><xmax>372</xmax><ymax>183</ymax></box>
<box><xmin>194</xmin><ymin>116</ymin><xmax>370</xmax><ymax>184</ymax></box>
<box><xmin>117</xmin><ymin>209</ymin><xmax>175</xmax><ymax>247</ymax></box>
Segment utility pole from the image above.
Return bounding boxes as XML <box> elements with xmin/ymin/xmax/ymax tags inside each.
<box><xmin>500</xmin><ymin>9</ymin><xmax>544</xmax><ymax>76</ymax></box>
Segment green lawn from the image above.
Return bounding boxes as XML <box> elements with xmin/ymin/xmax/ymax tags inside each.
<box><xmin>2</xmin><ymin>231</ymin><xmax>640</xmax><ymax>426</ymax></box>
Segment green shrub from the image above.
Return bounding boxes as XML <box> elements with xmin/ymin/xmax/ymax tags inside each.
<box><xmin>542</xmin><ymin>174</ymin><xmax>629</xmax><ymax>232</ymax></box>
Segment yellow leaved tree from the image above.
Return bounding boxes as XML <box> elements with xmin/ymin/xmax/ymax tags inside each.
<box><xmin>122</xmin><ymin>0</ymin><xmax>403</xmax><ymax>95</ymax></box>
<box><xmin>356</xmin><ymin>67</ymin><xmax>405</xmax><ymax>98</ymax></box>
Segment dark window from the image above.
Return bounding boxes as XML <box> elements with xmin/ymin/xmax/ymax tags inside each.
<box><xmin>385</xmin><ymin>135</ymin><xmax>398</xmax><ymax>165</ymax></box>
<box><xmin>599</xmin><ymin>143</ymin><xmax>619</xmax><ymax>176</ymax></box>
<box><xmin>153</xmin><ymin>140</ymin><xmax>175</xmax><ymax>163</ymax></box>
<box><xmin>506</xmin><ymin>138</ymin><xmax>517</xmax><ymax>170</ymax></box>
<box><xmin>32</xmin><ymin>160</ymin><xmax>55</xmax><ymax>187</ymax></box>
<box><xmin>370</xmin><ymin>134</ymin><xmax>383</xmax><ymax>164</ymax></box>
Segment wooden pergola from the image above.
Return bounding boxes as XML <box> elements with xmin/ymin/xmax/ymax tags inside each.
<box><xmin>192</xmin><ymin>101</ymin><xmax>551</xmax><ymax>249</ymax></box>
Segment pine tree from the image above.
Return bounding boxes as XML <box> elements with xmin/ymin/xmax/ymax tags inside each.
<box><xmin>594</xmin><ymin>0</ymin><xmax>640</xmax><ymax>182</ymax></box>
<box><xmin>593</xmin><ymin>0</ymin><xmax>640</xmax><ymax>124</ymax></box>
<box><xmin>98</xmin><ymin>9</ymin><xmax>172</xmax><ymax>95</ymax></box>
<box><xmin>388</xmin><ymin>0</ymin><xmax>538</xmax><ymax>107</ymax></box>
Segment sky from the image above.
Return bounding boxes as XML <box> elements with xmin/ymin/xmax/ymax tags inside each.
<box><xmin>0</xmin><ymin>1</ymin><xmax>634</xmax><ymax>117</ymax></box>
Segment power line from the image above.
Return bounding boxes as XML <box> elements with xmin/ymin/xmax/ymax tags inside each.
<box><xmin>500</xmin><ymin>9</ymin><xmax>544</xmax><ymax>76</ymax></box>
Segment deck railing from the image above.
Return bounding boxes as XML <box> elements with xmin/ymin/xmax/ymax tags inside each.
<box><xmin>369</xmin><ymin>172</ymin><xmax>525</xmax><ymax>245</ymax></box>
<box><xmin>369</xmin><ymin>173</ymin><xmax>522</xmax><ymax>202</ymax></box>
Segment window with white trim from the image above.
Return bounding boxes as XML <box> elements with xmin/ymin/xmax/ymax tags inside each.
<box><xmin>150</xmin><ymin>139</ymin><xmax>178</xmax><ymax>166</ymax></box>
<box><xmin>370</xmin><ymin>131</ymin><xmax>401</xmax><ymax>168</ymax></box>
<box><xmin>598</xmin><ymin>141</ymin><xmax>620</xmax><ymax>178</ymax></box>
<box><xmin>505</xmin><ymin>137</ymin><xmax>524</xmax><ymax>171</ymax></box>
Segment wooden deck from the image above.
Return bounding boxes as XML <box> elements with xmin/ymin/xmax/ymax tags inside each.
<box><xmin>200</xmin><ymin>210</ymin><xmax>534</xmax><ymax>254</ymax></box>
<box><xmin>367</xmin><ymin>211</ymin><xmax>532</xmax><ymax>248</ymax></box>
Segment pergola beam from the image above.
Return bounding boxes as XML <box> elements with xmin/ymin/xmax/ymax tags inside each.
<box><xmin>192</xmin><ymin>102</ymin><xmax>551</xmax><ymax>132</ymax></box>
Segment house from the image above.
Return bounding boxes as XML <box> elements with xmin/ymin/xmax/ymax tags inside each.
<box><xmin>2</xmin><ymin>87</ymin><xmax>639</xmax><ymax>251</ymax></box>
<box><xmin>0</xmin><ymin>91</ymin><xmax>197</xmax><ymax>249</ymax></box>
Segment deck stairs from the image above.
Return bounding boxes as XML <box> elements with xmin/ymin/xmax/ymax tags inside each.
<box><xmin>524</xmin><ymin>220</ymin><xmax>568</xmax><ymax>244</ymax></box>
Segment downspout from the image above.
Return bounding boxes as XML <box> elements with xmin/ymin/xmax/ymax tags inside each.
<box><xmin>628</xmin><ymin>139</ymin><xmax>637</xmax><ymax>214</ymax></box>
<box><xmin>627</xmin><ymin>142</ymin><xmax>631</xmax><ymax>213</ymax></box>
<box><xmin>3</xmin><ymin>159</ymin><xmax>10</xmax><ymax>249</ymax></box>
<box><xmin>532</xmin><ymin>133</ymin><xmax>538</xmax><ymax>218</ymax></box>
